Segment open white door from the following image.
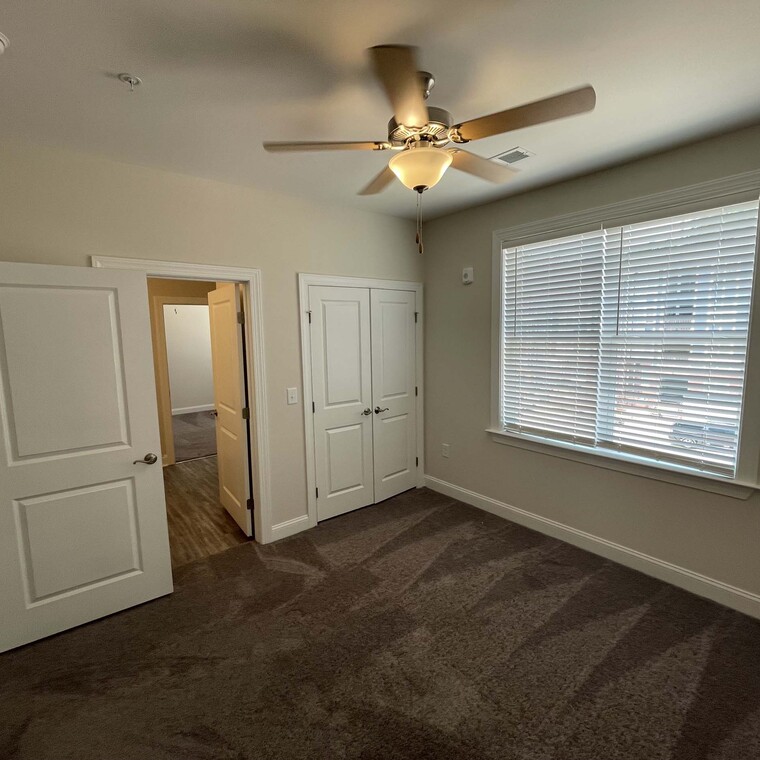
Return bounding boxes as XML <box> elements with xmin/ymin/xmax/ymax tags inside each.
<box><xmin>371</xmin><ymin>289</ymin><xmax>418</xmax><ymax>501</ymax></box>
<box><xmin>207</xmin><ymin>283</ymin><xmax>253</xmax><ymax>537</ymax></box>
<box><xmin>309</xmin><ymin>286</ymin><xmax>375</xmax><ymax>520</ymax></box>
<box><xmin>0</xmin><ymin>262</ymin><xmax>173</xmax><ymax>653</ymax></box>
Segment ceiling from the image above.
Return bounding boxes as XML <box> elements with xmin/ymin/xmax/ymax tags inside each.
<box><xmin>1</xmin><ymin>0</ymin><xmax>759</xmax><ymax>219</ymax></box>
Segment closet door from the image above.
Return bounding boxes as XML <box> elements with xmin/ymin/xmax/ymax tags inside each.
<box><xmin>310</xmin><ymin>286</ymin><xmax>374</xmax><ymax>520</ymax></box>
<box><xmin>371</xmin><ymin>289</ymin><xmax>418</xmax><ymax>501</ymax></box>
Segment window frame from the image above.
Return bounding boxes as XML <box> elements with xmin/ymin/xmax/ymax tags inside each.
<box><xmin>489</xmin><ymin>172</ymin><xmax>760</xmax><ymax>499</ymax></box>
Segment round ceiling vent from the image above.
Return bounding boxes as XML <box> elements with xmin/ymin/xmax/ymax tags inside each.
<box><xmin>0</xmin><ymin>33</ymin><xmax>9</xmax><ymax>54</ymax></box>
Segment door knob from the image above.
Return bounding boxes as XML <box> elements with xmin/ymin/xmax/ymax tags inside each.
<box><xmin>133</xmin><ymin>453</ymin><xmax>159</xmax><ymax>465</ymax></box>
<box><xmin>361</xmin><ymin>408</ymin><xmax>372</xmax><ymax>416</ymax></box>
<box><xmin>374</xmin><ymin>407</ymin><xmax>389</xmax><ymax>414</ymax></box>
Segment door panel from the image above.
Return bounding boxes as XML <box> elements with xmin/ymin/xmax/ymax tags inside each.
<box><xmin>371</xmin><ymin>289</ymin><xmax>417</xmax><ymax>502</ymax></box>
<box><xmin>310</xmin><ymin>286</ymin><xmax>374</xmax><ymax>520</ymax></box>
<box><xmin>207</xmin><ymin>284</ymin><xmax>252</xmax><ymax>537</ymax></box>
<box><xmin>16</xmin><ymin>479</ymin><xmax>140</xmax><ymax>602</ymax></box>
<box><xmin>1</xmin><ymin>286</ymin><xmax>129</xmax><ymax>458</ymax></box>
<box><xmin>325</xmin><ymin>424</ymin><xmax>367</xmax><ymax>493</ymax></box>
<box><xmin>0</xmin><ymin>262</ymin><xmax>173</xmax><ymax>653</ymax></box>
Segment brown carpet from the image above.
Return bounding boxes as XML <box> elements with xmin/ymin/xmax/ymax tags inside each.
<box><xmin>2</xmin><ymin>488</ymin><xmax>760</xmax><ymax>759</ymax></box>
<box><xmin>172</xmin><ymin>411</ymin><xmax>217</xmax><ymax>462</ymax></box>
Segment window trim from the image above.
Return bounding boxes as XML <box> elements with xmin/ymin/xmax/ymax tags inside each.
<box><xmin>489</xmin><ymin>170</ymin><xmax>760</xmax><ymax>499</ymax></box>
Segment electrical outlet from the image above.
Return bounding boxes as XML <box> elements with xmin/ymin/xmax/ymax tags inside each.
<box><xmin>441</xmin><ymin>443</ymin><xmax>450</xmax><ymax>458</ymax></box>
<box><xmin>286</xmin><ymin>387</ymin><xmax>298</xmax><ymax>405</ymax></box>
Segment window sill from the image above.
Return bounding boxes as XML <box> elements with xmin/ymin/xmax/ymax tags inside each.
<box><xmin>486</xmin><ymin>427</ymin><xmax>756</xmax><ymax>500</ymax></box>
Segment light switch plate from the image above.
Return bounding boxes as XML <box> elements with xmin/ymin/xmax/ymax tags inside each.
<box><xmin>286</xmin><ymin>387</ymin><xmax>298</xmax><ymax>405</ymax></box>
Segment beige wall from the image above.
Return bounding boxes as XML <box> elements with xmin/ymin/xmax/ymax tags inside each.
<box><xmin>0</xmin><ymin>140</ymin><xmax>419</xmax><ymax>532</ymax></box>
<box><xmin>423</xmin><ymin>123</ymin><xmax>760</xmax><ymax>598</ymax></box>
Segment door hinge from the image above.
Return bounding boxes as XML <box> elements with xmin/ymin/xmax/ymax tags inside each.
<box><xmin>307</xmin><ymin>310</ymin><xmax>312</xmax><ymax>324</ymax></box>
<box><xmin>416</xmin><ymin>457</ymin><xmax>419</xmax><ymax>467</ymax></box>
<box><xmin>237</xmin><ymin>310</ymin><xmax>245</xmax><ymax>325</ymax></box>
<box><xmin>415</xmin><ymin>386</ymin><xmax>418</xmax><ymax>397</ymax></box>
<box><xmin>316</xmin><ymin>487</ymin><xmax>319</xmax><ymax>499</ymax></box>
<box><xmin>242</xmin><ymin>407</ymin><xmax>250</xmax><ymax>420</ymax></box>
<box><xmin>312</xmin><ymin>401</ymin><xmax>316</xmax><ymax>413</ymax></box>
<box><xmin>246</xmin><ymin>497</ymin><xmax>254</xmax><ymax>511</ymax></box>
<box><xmin>414</xmin><ymin>311</ymin><xmax>419</xmax><ymax>323</ymax></box>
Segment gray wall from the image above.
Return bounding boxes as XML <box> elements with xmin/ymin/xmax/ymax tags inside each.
<box><xmin>423</xmin><ymin>124</ymin><xmax>760</xmax><ymax>599</ymax></box>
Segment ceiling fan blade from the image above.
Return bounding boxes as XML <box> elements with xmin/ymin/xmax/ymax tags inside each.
<box><xmin>450</xmin><ymin>149</ymin><xmax>518</xmax><ymax>183</ymax></box>
<box><xmin>369</xmin><ymin>45</ymin><xmax>429</xmax><ymax>128</ymax></box>
<box><xmin>264</xmin><ymin>141</ymin><xmax>389</xmax><ymax>152</ymax></box>
<box><xmin>452</xmin><ymin>85</ymin><xmax>596</xmax><ymax>142</ymax></box>
<box><xmin>358</xmin><ymin>165</ymin><xmax>396</xmax><ymax>195</ymax></box>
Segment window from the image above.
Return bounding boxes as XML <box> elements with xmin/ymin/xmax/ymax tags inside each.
<box><xmin>497</xmin><ymin>199</ymin><xmax>760</xmax><ymax>479</ymax></box>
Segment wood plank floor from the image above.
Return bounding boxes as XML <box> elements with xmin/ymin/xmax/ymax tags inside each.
<box><xmin>163</xmin><ymin>456</ymin><xmax>248</xmax><ymax>568</ymax></box>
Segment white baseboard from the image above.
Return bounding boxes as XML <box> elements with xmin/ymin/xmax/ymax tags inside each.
<box><xmin>425</xmin><ymin>475</ymin><xmax>760</xmax><ymax>620</ymax></box>
<box><xmin>172</xmin><ymin>404</ymin><xmax>215</xmax><ymax>416</ymax></box>
<box><xmin>269</xmin><ymin>514</ymin><xmax>313</xmax><ymax>543</ymax></box>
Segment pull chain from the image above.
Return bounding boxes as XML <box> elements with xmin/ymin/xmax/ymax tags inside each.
<box><xmin>415</xmin><ymin>189</ymin><xmax>424</xmax><ymax>255</ymax></box>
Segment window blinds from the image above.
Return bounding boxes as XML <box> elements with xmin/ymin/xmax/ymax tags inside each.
<box><xmin>501</xmin><ymin>199</ymin><xmax>760</xmax><ymax>477</ymax></box>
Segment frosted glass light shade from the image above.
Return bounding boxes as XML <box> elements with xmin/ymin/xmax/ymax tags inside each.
<box><xmin>389</xmin><ymin>144</ymin><xmax>452</xmax><ymax>191</ymax></box>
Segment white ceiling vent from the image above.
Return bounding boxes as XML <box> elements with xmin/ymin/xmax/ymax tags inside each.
<box><xmin>493</xmin><ymin>147</ymin><xmax>534</xmax><ymax>165</ymax></box>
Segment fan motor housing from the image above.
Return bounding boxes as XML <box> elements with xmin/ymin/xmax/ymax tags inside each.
<box><xmin>387</xmin><ymin>106</ymin><xmax>453</xmax><ymax>147</ymax></box>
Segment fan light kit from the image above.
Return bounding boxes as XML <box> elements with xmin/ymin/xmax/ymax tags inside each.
<box><xmin>0</xmin><ymin>33</ymin><xmax>9</xmax><ymax>55</ymax></box>
<box><xmin>389</xmin><ymin>142</ymin><xmax>453</xmax><ymax>191</ymax></box>
<box><xmin>264</xmin><ymin>45</ymin><xmax>596</xmax><ymax>252</ymax></box>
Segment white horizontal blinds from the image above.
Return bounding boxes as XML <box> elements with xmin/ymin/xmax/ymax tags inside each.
<box><xmin>500</xmin><ymin>198</ymin><xmax>759</xmax><ymax>478</ymax></box>
<box><xmin>597</xmin><ymin>201</ymin><xmax>759</xmax><ymax>476</ymax></box>
<box><xmin>502</xmin><ymin>230</ymin><xmax>604</xmax><ymax>443</ymax></box>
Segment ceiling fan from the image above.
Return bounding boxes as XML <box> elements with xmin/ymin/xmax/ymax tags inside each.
<box><xmin>263</xmin><ymin>45</ymin><xmax>596</xmax><ymax>197</ymax></box>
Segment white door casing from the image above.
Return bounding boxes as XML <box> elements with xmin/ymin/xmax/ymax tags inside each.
<box><xmin>309</xmin><ymin>286</ymin><xmax>375</xmax><ymax>521</ymax></box>
<box><xmin>371</xmin><ymin>289</ymin><xmax>418</xmax><ymax>502</ymax></box>
<box><xmin>208</xmin><ymin>283</ymin><xmax>252</xmax><ymax>537</ymax></box>
<box><xmin>0</xmin><ymin>262</ymin><xmax>173</xmax><ymax>653</ymax></box>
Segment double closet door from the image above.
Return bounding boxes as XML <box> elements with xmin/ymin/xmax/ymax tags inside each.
<box><xmin>309</xmin><ymin>286</ymin><xmax>418</xmax><ymax>521</ymax></box>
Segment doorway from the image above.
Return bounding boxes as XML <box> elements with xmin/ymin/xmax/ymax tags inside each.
<box><xmin>163</xmin><ymin>302</ymin><xmax>217</xmax><ymax>463</ymax></box>
<box><xmin>92</xmin><ymin>256</ymin><xmax>272</xmax><ymax>546</ymax></box>
<box><xmin>146</xmin><ymin>277</ymin><xmax>253</xmax><ymax>568</ymax></box>
<box><xmin>0</xmin><ymin>258</ymin><xmax>271</xmax><ymax>652</ymax></box>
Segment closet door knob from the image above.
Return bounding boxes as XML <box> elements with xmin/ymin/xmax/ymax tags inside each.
<box><xmin>361</xmin><ymin>408</ymin><xmax>372</xmax><ymax>416</ymax></box>
<box><xmin>374</xmin><ymin>407</ymin><xmax>389</xmax><ymax>414</ymax></box>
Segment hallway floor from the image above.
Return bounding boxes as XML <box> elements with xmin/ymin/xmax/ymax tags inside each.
<box><xmin>163</xmin><ymin>456</ymin><xmax>248</xmax><ymax>568</ymax></box>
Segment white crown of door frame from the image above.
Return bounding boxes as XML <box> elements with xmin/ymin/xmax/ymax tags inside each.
<box><xmin>91</xmin><ymin>256</ymin><xmax>273</xmax><ymax>544</ymax></box>
<box><xmin>298</xmin><ymin>273</ymin><xmax>425</xmax><ymax>531</ymax></box>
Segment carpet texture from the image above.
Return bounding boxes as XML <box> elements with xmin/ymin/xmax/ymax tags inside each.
<box><xmin>2</xmin><ymin>488</ymin><xmax>760</xmax><ymax>759</ymax></box>
<box><xmin>172</xmin><ymin>411</ymin><xmax>217</xmax><ymax>462</ymax></box>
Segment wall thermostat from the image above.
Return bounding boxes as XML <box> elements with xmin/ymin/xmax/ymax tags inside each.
<box><xmin>462</xmin><ymin>267</ymin><xmax>474</xmax><ymax>285</ymax></box>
